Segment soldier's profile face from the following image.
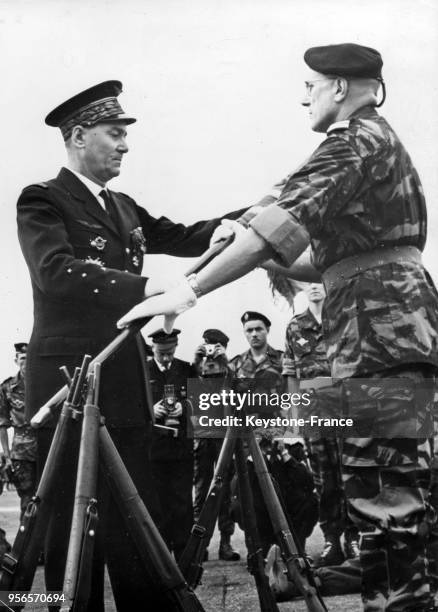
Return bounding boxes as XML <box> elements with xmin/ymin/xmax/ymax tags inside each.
<box><xmin>243</xmin><ymin>321</ymin><xmax>269</xmax><ymax>349</ymax></box>
<box><xmin>82</xmin><ymin>122</ymin><xmax>129</xmax><ymax>183</ymax></box>
<box><xmin>302</xmin><ymin>70</ymin><xmax>338</xmax><ymax>133</ymax></box>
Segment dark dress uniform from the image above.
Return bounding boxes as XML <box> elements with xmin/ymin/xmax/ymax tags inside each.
<box><xmin>17</xmin><ymin>166</ymin><xmax>246</xmax><ymax>611</ymax></box>
<box><xmin>148</xmin><ymin>356</ymin><xmax>197</xmax><ymax>561</ymax></box>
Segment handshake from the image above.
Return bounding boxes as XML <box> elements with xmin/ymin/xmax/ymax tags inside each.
<box><xmin>117</xmin><ymin>219</ymin><xmax>247</xmax><ymax>332</ymax></box>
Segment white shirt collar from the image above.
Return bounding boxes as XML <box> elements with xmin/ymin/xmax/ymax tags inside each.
<box><xmin>326</xmin><ymin>119</ymin><xmax>350</xmax><ymax>134</ymax></box>
<box><xmin>66</xmin><ymin>166</ymin><xmax>107</xmax><ymax>205</ymax></box>
<box><xmin>154</xmin><ymin>358</ymin><xmax>171</xmax><ymax>372</ymax></box>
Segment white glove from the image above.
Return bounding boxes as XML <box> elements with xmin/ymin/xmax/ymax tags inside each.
<box><xmin>144</xmin><ymin>274</ymin><xmax>184</xmax><ymax>298</ymax></box>
<box><xmin>209</xmin><ymin>219</ymin><xmax>247</xmax><ymax>247</ymax></box>
<box><xmin>117</xmin><ymin>278</ymin><xmax>197</xmax><ymax>331</ymax></box>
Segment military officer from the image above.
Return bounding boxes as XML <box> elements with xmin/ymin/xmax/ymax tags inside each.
<box><xmin>192</xmin><ymin>328</ymin><xmax>240</xmax><ymax>562</ymax></box>
<box><xmin>17</xmin><ymin>80</ymin><xmax>247</xmax><ymax>611</ymax></box>
<box><xmin>119</xmin><ymin>43</ymin><xmax>438</xmax><ymax>612</ymax></box>
<box><xmin>283</xmin><ymin>283</ymin><xmax>359</xmax><ymax>566</ymax></box>
<box><xmin>0</xmin><ymin>343</ymin><xmax>37</xmax><ymax>521</ymax></box>
<box><xmin>147</xmin><ymin>328</ymin><xmax>197</xmax><ymax>562</ymax></box>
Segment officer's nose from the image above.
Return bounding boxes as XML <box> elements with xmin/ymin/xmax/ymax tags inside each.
<box><xmin>301</xmin><ymin>95</ymin><xmax>310</xmax><ymax>107</ymax></box>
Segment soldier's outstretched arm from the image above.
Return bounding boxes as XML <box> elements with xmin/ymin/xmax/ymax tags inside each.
<box><xmin>117</xmin><ymin>222</ymin><xmax>309</xmax><ymax>328</ymax></box>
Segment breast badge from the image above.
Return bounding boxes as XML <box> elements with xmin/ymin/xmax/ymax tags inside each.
<box><xmin>90</xmin><ymin>236</ymin><xmax>107</xmax><ymax>251</ymax></box>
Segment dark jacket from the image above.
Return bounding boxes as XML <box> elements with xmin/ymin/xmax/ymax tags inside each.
<box><xmin>148</xmin><ymin>357</ymin><xmax>198</xmax><ymax>462</ymax></box>
<box><xmin>17</xmin><ymin>167</ymin><xmax>245</xmax><ymax>427</ymax></box>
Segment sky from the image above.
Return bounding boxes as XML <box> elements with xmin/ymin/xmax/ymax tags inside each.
<box><xmin>0</xmin><ymin>0</ymin><xmax>437</xmax><ymax>378</ymax></box>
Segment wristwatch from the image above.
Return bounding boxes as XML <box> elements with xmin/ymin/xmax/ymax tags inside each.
<box><xmin>187</xmin><ymin>274</ymin><xmax>203</xmax><ymax>298</ymax></box>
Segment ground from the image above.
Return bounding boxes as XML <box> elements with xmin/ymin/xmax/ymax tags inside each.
<box><xmin>0</xmin><ymin>487</ymin><xmax>362</xmax><ymax>611</ymax></box>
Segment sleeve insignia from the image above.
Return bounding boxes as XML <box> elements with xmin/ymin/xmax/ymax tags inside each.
<box><xmin>84</xmin><ymin>256</ymin><xmax>105</xmax><ymax>268</ymax></box>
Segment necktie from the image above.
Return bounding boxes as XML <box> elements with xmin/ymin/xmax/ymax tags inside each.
<box><xmin>99</xmin><ymin>189</ymin><xmax>118</xmax><ymax>226</ymax></box>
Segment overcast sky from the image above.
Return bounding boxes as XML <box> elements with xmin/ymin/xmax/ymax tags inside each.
<box><xmin>0</xmin><ymin>0</ymin><xmax>437</xmax><ymax>379</ymax></box>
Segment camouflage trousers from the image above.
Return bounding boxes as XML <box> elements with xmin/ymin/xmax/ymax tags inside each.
<box><xmin>11</xmin><ymin>459</ymin><xmax>37</xmax><ymax>521</ymax></box>
<box><xmin>341</xmin><ymin>366</ymin><xmax>436</xmax><ymax>612</ymax></box>
<box><xmin>306</xmin><ymin>436</ymin><xmax>358</xmax><ymax>541</ymax></box>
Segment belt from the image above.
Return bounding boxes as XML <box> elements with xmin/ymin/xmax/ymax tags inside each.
<box><xmin>322</xmin><ymin>246</ymin><xmax>422</xmax><ymax>292</ymax></box>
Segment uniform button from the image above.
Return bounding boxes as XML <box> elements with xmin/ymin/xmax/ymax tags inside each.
<box><xmin>94</xmin><ymin>289</ymin><xmax>99</xmax><ymax>293</ymax></box>
<box><xmin>125</xmin><ymin>248</ymin><xmax>130</xmax><ymax>254</ymax></box>
<box><xmin>82</xmin><ymin>273</ymin><xmax>87</xmax><ymax>278</ymax></box>
<box><xmin>111</xmin><ymin>280</ymin><xmax>116</xmax><ymax>284</ymax></box>
<box><xmin>67</xmin><ymin>268</ymin><xmax>72</xmax><ymax>274</ymax></box>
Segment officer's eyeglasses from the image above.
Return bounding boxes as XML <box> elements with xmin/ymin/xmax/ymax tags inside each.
<box><xmin>304</xmin><ymin>78</ymin><xmax>337</xmax><ymax>95</ymax></box>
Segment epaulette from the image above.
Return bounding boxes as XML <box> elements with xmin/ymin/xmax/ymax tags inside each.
<box><xmin>0</xmin><ymin>376</ymin><xmax>13</xmax><ymax>386</ymax></box>
<box><xmin>327</xmin><ymin>119</ymin><xmax>350</xmax><ymax>134</ymax></box>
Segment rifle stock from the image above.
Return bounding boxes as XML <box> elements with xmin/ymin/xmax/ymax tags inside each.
<box><xmin>62</xmin><ymin>365</ymin><xmax>101</xmax><ymax>611</ymax></box>
<box><xmin>99</xmin><ymin>426</ymin><xmax>205</xmax><ymax>611</ymax></box>
<box><xmin>0</xmin><ymin>360</ymin><xmax>90</xmax><ymax>601</ymax></box>
<box><xmin>248</xmin><ymin>433</ymin><xmax>327</xmax><ymax>612</ymax></box>
<box><xmin>179</xmin><ymin>431</ymin><xmax>237</xmax><ymax>588</ymax></box>
<box><xmin>234</xmin><ymin>439</ymin><xmax>280</xmax><ymax>612</ymax></box>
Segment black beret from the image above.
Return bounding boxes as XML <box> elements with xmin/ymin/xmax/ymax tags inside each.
<box><xmin>241</xmin><ymin>311</ymin><xmax>271</xmax><ymax>328</ymax></box>
<box><xmin>45</xmin><ymin>80</ymin><xmax>136</xmax><ymax>140</ymax></box>
<box><xmin>304</xmin><ymin>43</ymin><xmax>383</xmax><ymax>80</ymax></box>
<box><xmin>148</xmin><ymin>328</ymin><xmax>181</xmax><ymax>346</ymax></box>
<box><xmin>14</xmin><ymin>343</ymin><xmax>28</xmax><ymax>354</ymax></box>
<box><xmin>202</xmin><ymin>329</ymin><xmax>229</xmax><ymax>348</ymax></box>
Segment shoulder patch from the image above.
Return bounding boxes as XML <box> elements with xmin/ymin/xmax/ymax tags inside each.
<box><xmin>327</xmin><ymin>119</ymin><xmax>350</xmax><ymax>134</ymax></box>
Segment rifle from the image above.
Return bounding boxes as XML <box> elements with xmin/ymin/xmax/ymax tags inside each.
<box><xmin>99</xmin><ymin>425</ymin><xmax>204</xmax><ymax>611</ymax></box>
<box><xmin>179</xmin><ymin>429</ymin><xmax>237</xmax><ymax>588</ymax></box>
<box><xmin>234</xmin><ymin>438</ymin><xmax>280</xmax><ymax>612</ymax></box>
<box><xmin>0</xmin><ymin>356</ymin><xmax>91</xmax><ymax>600</ymax></box>
<box><xmin>247</xmin><ymin>432</ymin><xmax>327</xmax><ymax>612</ymax></box>
<box><xmin>61</xmin><ymin>364</ymin><xmax>101</xmax><ymax>612</ymax></box>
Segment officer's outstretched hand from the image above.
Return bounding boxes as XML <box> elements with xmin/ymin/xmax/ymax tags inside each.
<box><xmin>117</xmin><ymin>278</ymin><xmax>197</xmax><ymax>332</ymax></box>
<box><xmin>209</xmin><ymin>219</ymin><xmax>247</xmax><ymax>246</ymax></box>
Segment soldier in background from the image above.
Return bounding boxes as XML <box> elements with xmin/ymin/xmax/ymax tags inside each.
<box><xmin>229</xmin><ymin>312</ymin><xmax>283</xmax><ymax>406</ymax></box>
<box><xmin>193</xmin><ymin>328</ymin><xmax>241</xmax><ymax>562</ymax></box>
<box><xmin>283</xmin><ymin>283</ymin><xmax>359</xmax><ymax>566</ymax></box>
<box><xmin>147</xmin><ymin>328</ymin><xmax>197</xmax><ymax>562</ymax></box>
<box><xmin>0</xmin><ymin>343</ymin><xmax>37</xmax><ymax>521</ymax></box>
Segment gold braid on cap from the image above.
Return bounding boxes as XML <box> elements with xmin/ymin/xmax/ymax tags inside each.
<box><xmin>60</xmin><ymin>97</ymin><xmax>124</xmax><ymax>140</ymax></box>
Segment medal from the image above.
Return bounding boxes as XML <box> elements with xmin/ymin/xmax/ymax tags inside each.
<box><xmin>90</xmin><ymin>236</ymin><xmax>107</xmax><ymax>251</ymax></box>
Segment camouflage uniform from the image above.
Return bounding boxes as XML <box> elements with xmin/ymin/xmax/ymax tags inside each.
<box><xmin>248</xmin><ymin>105</ymin><xmax>438</xmax><ymax>611</ymax></box>
<box><xmin>283</xmin><ymin>308</ymin><xmax>358</xmax><ymax>555</ymax></box>
<box><xmin>0</xmin><ymin>372</ymin><xmax>37</xmax><ymax>520</ymax></box>
<box><xmin>229</xmin><ymin>345</ymin><xmax>284</xmax><ymax>400</ymax></box>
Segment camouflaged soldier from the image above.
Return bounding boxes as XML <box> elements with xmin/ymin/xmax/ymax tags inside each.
<box><xmin>283</xmin><ymin>283</ymin><xmax>359</xmax><ymax>566</ymax></box>
<box><xmin>118</xmin><ymin>43</ymin><xmax>438</xmax><ymax>612</ymax></box>
<box><xmin>229</xmin><ymin>311</ymin><xmax>284</xmax><ymax>407</ymax></box>
<box><xmin>0</xmin><ymin>343</ymin><xmax>37</xmax><ymax>520</ymax></box>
